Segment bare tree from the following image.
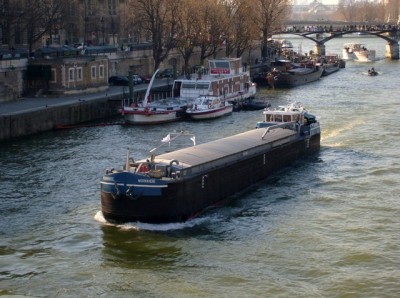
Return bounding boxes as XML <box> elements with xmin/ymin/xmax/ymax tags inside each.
<box><xmin>174</xmin><ymin>0</ymin><xmax>200</xmax><ymax>76</ymax></box>
<box><xmin>130</xmin><ymin>0</ymin><xmax>180</xmax><ymax>72</ymax></box>
<box><xmin>14</xmin><ymin>0</ymin><xmax>67</xmax><ymax>53</ymax></box>
<box><xmin>337</xmin><ymin>0</ymin><xmax>358</xmax><ymax>23</ymax></box>
<box><xmin>196</xmin><ymin>0</ymin><xmax>226</xmax><ymax>63</ymax></box>
<box><xmin>0</xmin><ymin>0</ymin><xmax>20</xmax><ymax>49</ymax></box>
<box><xmin>231</xmin><ymin>0</ymin><xmax>259</xmax><ymax>58</ymax></box>
<box><xmin>250</xmin><ymin>0</ymin><xmax>291</xmax><ymax>60</ymax></box>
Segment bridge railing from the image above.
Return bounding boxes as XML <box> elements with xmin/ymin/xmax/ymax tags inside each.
<box><xmin>278</xmin><ymin>24</ymin><xmax>399</xmax><ymax>34</ymax></box>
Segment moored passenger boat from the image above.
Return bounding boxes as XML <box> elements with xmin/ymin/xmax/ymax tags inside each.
<box><xmin>100</xmin><ymin>104</ymin><xmax>320</xmax><ymax>223</ymax></box>
<box><xmin>172</xmin><ymin>57</ymin><xmax>257</xmax><ymax>104</ymax></box>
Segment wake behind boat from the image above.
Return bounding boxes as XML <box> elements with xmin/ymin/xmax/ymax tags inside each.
<box><xmin>120</xmin><ymin>69</ymin><xmax>186</xmax><ymax>125</ymax></box>
<box><xmin>100</xmin><ymin>104</ymin><xmax>320</xmax><ymax>223</ymax></box>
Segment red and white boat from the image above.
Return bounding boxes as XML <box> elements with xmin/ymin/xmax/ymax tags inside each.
<box><xmin>185</xmin><ymin>96</ymin><xmax>233</xmax><ymax>120</ymax></box>
<box><xmin>120</xmin><ymin>70</ymin><xmax>186</xmax><ymax>125</ymax></box>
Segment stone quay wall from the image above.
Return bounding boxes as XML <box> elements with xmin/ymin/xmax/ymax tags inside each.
<box><xmin>0</xmin><ymin>95</ymin><xmax>121</xmax><ymax>142</ymax></box>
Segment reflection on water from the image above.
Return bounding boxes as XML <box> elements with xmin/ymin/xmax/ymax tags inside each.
<box><xmin>101</xmin><ymin>224</ymin><xmax>182</xmax><ymax>270</ymax></box>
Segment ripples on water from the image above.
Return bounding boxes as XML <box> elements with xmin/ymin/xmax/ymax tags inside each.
<box><xmin>1</xmin><ymin>37</ymin><xmax>400</xmax><ymax>297</ymax></box>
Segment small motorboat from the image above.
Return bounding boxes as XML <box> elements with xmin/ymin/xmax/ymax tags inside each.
<box><xmin>367</xmin><ymin>68</ymin><xmax>378</xmax><ymax>76</ymax></box>
<box><xmin>239</xmin><ymin>98</ymin><xmax>271</xmax><ymax>111</ymax></box>
<box><xmin>185</xmin><ymin>96</ymin><xmax>233</xmax><ymax>120</ymax></box>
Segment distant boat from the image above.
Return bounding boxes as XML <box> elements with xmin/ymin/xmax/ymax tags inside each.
<box><xmin>343</xmin><ymin>43</ymin><xmax>376</xmax><ymax>62</ymax></box>
<box><xmin>367</xmin><ymin>68</ymin><xmax>378</xmax><ymax>76</ymax></box>
<box><xmin>321</xmin><ymin>54</ymin><xmax>346</xmax><ymax>77</ymax></box>
<box><xmin>237</xmin><ymin>97</ymin><xmax>271</xmax><ymax>111</ymax></box>
<box><xmin>266</xmin><ymin>60</ymin><xmax>323</xmax><ymax>88</ymax></box>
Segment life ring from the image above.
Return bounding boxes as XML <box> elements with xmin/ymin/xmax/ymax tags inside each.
<box><xmin>208</xmin><ymin>104</ymin><xmax>212</xmax><ymax>109</ymax></box>
<box><xmin>137</xmin><ymin>163</ymin><xmax>149</xmax><ymax>172</ymax></box>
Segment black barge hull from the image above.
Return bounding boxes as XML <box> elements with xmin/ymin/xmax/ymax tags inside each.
<box><xmin>101</xmin><ymin>127</ymin><xmax>320</xmax><ymax>223</ymax></box>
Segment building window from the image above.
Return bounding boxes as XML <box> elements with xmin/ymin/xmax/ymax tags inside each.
<box><xmin>91</xmin><ymin>66</ymin><xmax>96</xmax><ymax>79</ymax></box>
<box><xmin>77</xmin><ymin>67</ymin><xmax>83</xmax><ymax>81</ymax></box>
<box><xmin>14</xmin><ymin>24</ymin><xmax>22</xmax><ymax>45</ymax></box>
<box><xmin>108</xmin><ymin>0</ymin><xmax>116</xmax><ymax>15</ymax></box>
<box><xmin>69</xmin><ymin>68</ymin><xmax>74</xmax><ymax>81</ymax></box>
<box><xmin>2</xmin><ymin>27</ymin><xmax>9</xmax><ymax>44</ymax></box>
<box><xmin>99</xmin><ymin>65</ymin><xmax>104</xmax><ymax>78</ymax></box>
<box><xmin>50</xmin><ymin>69</ymin><xmax>56</xmax><ymax>83</ymax></box>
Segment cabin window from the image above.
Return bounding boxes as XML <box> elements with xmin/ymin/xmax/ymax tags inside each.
<box><xmin>211</xmin><ymin>61</ymin><xmax>230</xmax><ymax>69</ymax></box>
<box><xmin>275</xmin><ymin>115</ymin><xmax>282</xmax><ymax>122</ymax></box>
<box><xmin>196</xmin><ymin>82</ymin><xmax>209</xmax><ymax>89</ymax></box>
<box><xmin>182</xmin><ymin>82</ymin><xmax>196</xmax><ymax>89</ymax></box>
<box><xmin>283</xmin><ymin>115</ymin><xmax>291</xmax><ymax>122</ymax></box>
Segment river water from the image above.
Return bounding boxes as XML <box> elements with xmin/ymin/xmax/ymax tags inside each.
<box><xmin>1</xmin><ymin>36</ymin><xmax>400</xmax><ymax>297</ymax></box>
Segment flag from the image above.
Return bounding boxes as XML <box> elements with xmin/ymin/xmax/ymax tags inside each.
<box><xmin>161</xmin><ymin>134</ymin><xmax>170</xmax><ymax>143</ymax></box>
<box><xmin>190</xmin><ymin>136</ymin><xmax>196</xmax><ymax>146</ymax></box>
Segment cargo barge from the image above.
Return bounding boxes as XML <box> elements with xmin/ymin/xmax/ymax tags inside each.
<box><xmin>100</xmin><ymin>106</ymin><xmax>320</xmax><ymax>223</ymax></box>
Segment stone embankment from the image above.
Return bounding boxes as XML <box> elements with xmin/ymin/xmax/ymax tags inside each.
<box><xmin>0</xmin><ymin>82</ymin><xmax>171</xmax><ymax>142</ymax></box>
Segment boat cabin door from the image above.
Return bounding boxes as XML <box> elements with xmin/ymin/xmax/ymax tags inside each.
<box><xmin>173</xmin><ymin>81</ymin><xmax>182</xmax><ymax>98</ymax></box>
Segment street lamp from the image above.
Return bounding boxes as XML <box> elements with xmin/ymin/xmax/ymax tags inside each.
<box><xmin>111</xmin><ymin>18</ymin><xmax>115</xmax><ymax>46</ymax></box>
<box><xmin>100</xmin><ymin>17</ymin><xmax>105</xmax><ymax>45</ymax></box>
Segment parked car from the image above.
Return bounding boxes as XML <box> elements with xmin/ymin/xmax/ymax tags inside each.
<box><xmin>131</xmin><ymin>74</ymin><xmax>143</xmax><ymax>84</ymax></box>
<box><xmin>108</xmin><ymin>76</ymin><xmax>129</xmax><ymax>86</ymax></box>
<box><xmin>156</xmin><ymin>68</ymin><xmax>174</xmax><ymax>78</ymax></box>
<box><xmin>139</xmin><ymin>75</ymin><xmax>151</xmax><ymax>84</ymax></box>
<box><xmin>108</xmin><ymin>75</ymin><xmax>142</xmax><ymax>86</ymax></box>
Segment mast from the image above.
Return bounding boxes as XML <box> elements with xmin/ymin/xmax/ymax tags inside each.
<box><xmin>142</xmin><ymin>69</ymin><xmax>160</xmax><ymax>107</ymax></box>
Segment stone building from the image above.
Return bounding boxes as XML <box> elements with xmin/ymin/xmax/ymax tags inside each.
<box><xmin>0</xmin><ymin>50</ymin><xmax>28</xmax><ymax>102</ymax></box>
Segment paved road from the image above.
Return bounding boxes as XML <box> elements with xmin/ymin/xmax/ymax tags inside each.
<box><xmin>0</xmin><ymin>79</ymin><xmax>172</xmax><ymax>116</ymax></box>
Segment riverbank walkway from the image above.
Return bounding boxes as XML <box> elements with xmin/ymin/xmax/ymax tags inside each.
<box><xmin>0</xmin><ymin>79</ymin><xmax>171</xmax><ymax>116</ymax></box>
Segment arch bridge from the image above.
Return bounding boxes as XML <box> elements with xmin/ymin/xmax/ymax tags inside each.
<box><xmin>273</xmin><ymin>29</ymin><xmax>399</xmax><ymax>59</ymax></box>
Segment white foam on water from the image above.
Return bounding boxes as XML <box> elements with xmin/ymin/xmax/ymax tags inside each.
<box><xmin>94</xmin><ymin>210</ymin><xmax>209</xmax><ymax>231</ymax></box>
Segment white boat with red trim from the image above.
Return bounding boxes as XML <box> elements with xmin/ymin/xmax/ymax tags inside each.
<box><xmin>120</xmin><ymin>70</ymin><xmax>186</xmax><ymax>125</ymax></box>
<box><xmin>185</xmin><ymin>96</ymin><xmax>233</xmax><ymax>120</ymax></box>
